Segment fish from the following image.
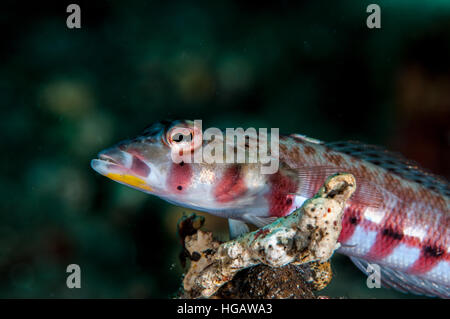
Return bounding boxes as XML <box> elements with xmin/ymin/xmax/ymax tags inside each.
<box><xmin>91</xmin><ymin>119</ymin><xmax>450</xmax><ymax>298</ymax></box>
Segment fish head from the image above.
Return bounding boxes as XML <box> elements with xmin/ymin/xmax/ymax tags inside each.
<box><xmin>91</xmin><ymin>120</ymin><xmax>265</xmax><ymax>212</ymax></box>
<box><xmin>91</xmin><ymin>120</ymin><xmax>193</xmax><ymax>195</ymax></box>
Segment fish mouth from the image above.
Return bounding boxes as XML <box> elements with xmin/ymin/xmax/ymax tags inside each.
<box><xmin>94</xmin><ymin>153</ymin><xmax>127</xmax><ymax>168</ymax></box>
<box><xmin>91</xmin><ymin>148</ymin><xmax>153</xmax><ymax>192</ymax></box>
<box><xmin>91</xmin><ymin>149</ymin><xmax>130</xmax><ymax>175</ymax></box>
<box><xmin>98</xmin><ymin>153</ymin><xmax>120</xmax><ymax>164</ymax></box>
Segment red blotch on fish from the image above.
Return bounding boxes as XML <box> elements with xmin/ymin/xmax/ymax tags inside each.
<box><xmin>214</xmin><ymin>165</ymin><xmax>248</xmax><ymax>203</ymax></box>
<box><xmin>366</xmin><ymin>206</ymin><xmax>406</xmax><ymax>260</ymax></box>
<box><xmin>408</xmin><ymin>214</ymin><xmax>448</xmax><ymax>274</ymax></box>
<box><xmin>266</xmin><ymin>172</ymin><xmax>297</xmax><ymax>217</ymax></box>
<box><xmin>408</xmin><ymin>244</ymin><xmax>446</xmax><ymax>274</ymax></box>
<box><xmin>167</xmin><ymin>162</ymin><xmax>192</xmax><ymax>193</ymax></box>
<box><xmin>367</xmin><ymin>225</ymin><xmax>404</xmax><ymax>260</ymax></box>
<box><xmin>338</xmin><ymin>205</ymin><xmax>363</xmax><ymax>244</ymax></box>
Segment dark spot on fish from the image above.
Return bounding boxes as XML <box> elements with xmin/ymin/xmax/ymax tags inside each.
<box><xmin>423</xmin><ymin>245</ymin><xmax>444</xmax><ymax>258</ymax></box>
<box><xmin>286</xmin><ymin>198</ymin><xmax>292</xmax><ymax>205</ymax></box>
<box><xmin>292</xmin><ymin>146</ymin><xmax>303</xmax><ymax>163</ymax></box>
<box><xmin>349</xmin><ymin>217</ymin><xmax>358</xmax><ymax>225</ymax></box>
<box><xmin>180</xmin><ymin>161</ymin><xmax>184</xmax><ymax>167</ymax></box>
<box><xmin>332</xmin><ymin>155</ymin><xmax>344</xmax><ymax>166</ymax></box>
<box><xmin>382</xmin><ymin>227</ymin><xmax>403</xmax><ymax>240</ymax></box>
<box><xmin>177</xmin><ymin>185</ymin><xmax>183</xmax><ymax>191</ymax></box>
<box><xmin>279</xmin><ymin>143</ymin><xmax>288</xmax><ymax>155</ymax></box>
<box><xmin>303</xmin><ymin>145</ymin><xmax>316</xmax><ymax>156</ymax></box>
<box><xmin>358</xmin><ymin>164</ymin><xmax>369</xmax><ymax>176</ymax></box>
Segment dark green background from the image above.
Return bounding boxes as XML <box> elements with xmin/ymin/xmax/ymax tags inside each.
<box><xmin>1</xmin><ymin>0</ymin><xmax>449</xmax><ymax>298</ymax></box>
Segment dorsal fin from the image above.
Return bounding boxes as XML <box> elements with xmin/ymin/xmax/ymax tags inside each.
<box><xmin>228</xmin><ymin>219</ymin><xmax>250</xmax><ymax>239</ymax></box>
<box><xmin>289</xmin><ymin>133</ymin><xmax>323</xmax><ymax>144</ymax></box>
<box><xmin>326</xmin><ymin>141</ymin><xmax>450</xmax><ymax>197</ymax></box>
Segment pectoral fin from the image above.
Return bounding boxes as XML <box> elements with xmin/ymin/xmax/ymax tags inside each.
<box><xmin>243</xmin><ymin>214</ymin><xmax>278</xmax><ymax>228</ymax></box>
<box><xmin>228</xmin><ymin>219</ymin><xmax>250</xmax><ymax>239</ymax></box>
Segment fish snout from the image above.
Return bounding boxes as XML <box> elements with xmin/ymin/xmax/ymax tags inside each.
<box><xmin>91</xmin><ymin>147</ymin><xmax>132</xmax><ymax>175</ymax></box>
<box><xmin>99</xmin><ymin>147</ymin><xmax>130</xmax><ymax>166</ymax></box>
<box><xmin>91</xmin><ymin>147</ymin><xmax>151</xmax><ymax>179</ymax></box>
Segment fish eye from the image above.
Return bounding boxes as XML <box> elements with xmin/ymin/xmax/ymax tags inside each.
<box><xmin>166</xmin><ymin>126</ymin><xmax>194</xmax><ymax>146</ymax></box>
<box><xmin>172</xmin><ymin>133</ymin><xmax>183</xmax><ymax>143</ymax></box>
<box><xmin>163</xmin><ymin>123</ymin><xmax>201</xmax><ymax>152</ymax></box>
<box><xmin>172</xmin><ymin>132</ymin><xmax>192</xmax><ymax>143</ymax></box>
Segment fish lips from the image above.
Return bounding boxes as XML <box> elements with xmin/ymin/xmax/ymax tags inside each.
<box><xmin>91</xmin><ymin>148</ymin><xmax>131</xmax><ymax>176</ymax></box>
<box><xmin>91</xmin><ymin>148</ymin><xmax>151</xmax><ymax>178</ymax></box>
<box><xmin>91</xmin><ymin>148</ymin><xmax>154</xmax><ymax>193</ymax></box>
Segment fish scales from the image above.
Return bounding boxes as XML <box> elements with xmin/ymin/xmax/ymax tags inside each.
<box><xmin>279</xmin><ymin>136</ymin><xmax>449</xmax><ymax>297</ymax></box>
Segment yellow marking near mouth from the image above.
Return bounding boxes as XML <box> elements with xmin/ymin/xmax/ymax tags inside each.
<box><xmin>106</xmin><ymin>173</ymin><xmax>152</xmax><ymax>191</ymax></box>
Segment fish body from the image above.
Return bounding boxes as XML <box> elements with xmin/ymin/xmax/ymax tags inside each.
<box><xmin>91</xmin><ymin>120</ymin><xmax>449</xmax><ymax>298</ymax></box>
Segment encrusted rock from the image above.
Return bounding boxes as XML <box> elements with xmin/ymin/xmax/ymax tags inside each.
<box><xmin>179</xmin><ymin>173</ymin><xmax>356</xmax><ymax>298</ymax></box>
